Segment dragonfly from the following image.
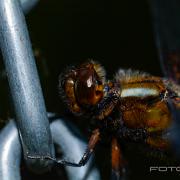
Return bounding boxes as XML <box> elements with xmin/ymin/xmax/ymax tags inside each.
<box><xmin>29</xmin><ymin>1</ymin><xmax>180</xmax><ymax>179</ymax></box>
<box><xmin>55</xmin><ymin>2</ymin><xmax>180</xmax><ymax>180</ymax></box>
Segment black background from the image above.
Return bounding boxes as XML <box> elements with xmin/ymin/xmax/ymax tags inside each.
<box><xmin>26</xmin><ymin>0</ymin><xmax>162</xmax><ymax>115</ymax></box>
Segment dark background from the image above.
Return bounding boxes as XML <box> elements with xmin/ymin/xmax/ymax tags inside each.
<box><xmin>25</xmin><ymin>0</ymin><xmax>162</xmax><ymax>115</ymax></box>
<box><xmin>1</xmin><ymin>0</ymin><xmax>171</xmax><ymax>180</ymax></box>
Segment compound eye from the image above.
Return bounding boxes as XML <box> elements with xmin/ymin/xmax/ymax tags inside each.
<box><xmin>75</xmin><ymin>64</ymin><xmax>104</xmax><ymax>106</ymax></box>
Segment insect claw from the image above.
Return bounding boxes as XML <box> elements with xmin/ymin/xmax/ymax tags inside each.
<box><xmin>27</xmin><ymin>155</ymin><xmax>57</xmax><ymax>163</ymax></box>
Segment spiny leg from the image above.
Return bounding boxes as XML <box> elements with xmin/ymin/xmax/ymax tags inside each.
<box><xmin>57</xmin><ymin>128</ymin><xmax>100</xmax><ymax>167</ymax></box>
<box><xmin>111</xmin><ymin>138</ymin><xmax>124</xmax><ymax>180</ymax></box>
<box><xmin>28</xmin><ymin>129</ymin><xmax>100</xmax><ymax>167</ymax></box>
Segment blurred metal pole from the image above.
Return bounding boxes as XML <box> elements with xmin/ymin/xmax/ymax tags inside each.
<box><xmin>148</xmin><ymin>0</ymin><xmax>180</xmax><ymax>83</ymax></box>
<box><xmin>0</xmin><ymin>120</ymin><xmax>21</xmax><ymax>180</ymax></box>
<box><xmin>0</xmin><ymin>116</ymin><xmax>101</xmax><ymax>180</ymax></box>
<box><xmin>167</xmin><ymin>100</ymin><xmax>180</xmax><ymax>158</ymax></box>
<box><xmin>50</xmin><ymin>115</ymin><xmax>101</xmax><ymax>180</ymax></box>
<box><xmin>0</xmin><ymin>0</ymin><xmax>54</xmax><ymax>173</ymax></box>
<box><xmin>148</xmin><ymin>0</ymin><xmax>180</xmax><ymax>156</ymax></box>
<box><xmin>148</xmin><ymin>0</ymin><xmax>180</xmax><ymax>51</ymax></box>
<box><xmin>20</xmin><ymin>0</ymin><xmax>39</xmax><ymax>14</ymax></box>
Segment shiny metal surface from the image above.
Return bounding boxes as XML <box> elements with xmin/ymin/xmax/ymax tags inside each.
<box><xmin>167</xmin><ymin>100</ymin><xmax>180</xmax><ymax>158</ymax></box>
<box><xmin>0</xmin><ymin>0</ymin><xmax>54</xmax><ymax>173</ymax></box>
<box><xmin>0</xmin><ymin>117</ymin><xmax>100</xmax><ymax>180</ymax></box>
<box><xmin>0</xmin><ymin>120</ymin><xmax>21</xmax><ymax>180</ymax></box>
<box><xmin>149</xmin><ymin>0</ymin><xmax>180</xmax><ymax>157</ymax></box>
<box><xmin>0</xmin><ymin>0</ymin><xmax>100</xmax><ymax>178</ymax></box>
<box><xmin>50</xmin><ymin>116</ymin><xmax>101</xmax><ymax>180</ymax></box>
<box><xmin>20</xmin><ymin>0</ymin><xmax>39</xmax><ymax>14</ymax></box>
<box><xmin>148</xmin><ymin>0</ymin><xmax>180</xmax><ymax>78</ymax></box>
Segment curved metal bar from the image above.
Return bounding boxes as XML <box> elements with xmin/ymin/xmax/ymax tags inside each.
<box><xmin>148</xmin><ymin>0</ymin><xmax>180</xmax><ymax>83</ymax></box>
<box><xmin>0</xmin><ymin>120</ymin><xmax>21</xmax><ymax>180</ymax></box>
<box><xmin>148</xmin><ymin>0</ymin><xmax>180</xmax><ymax>51</ymax></box>
<box><xmin>0</xmin><ymin>116</ymin><xmax>101</xmax><ymax>180</ymax></box>
<box><xmin>149</xmin><ymin>0</ymin><xmax>180</xmax><ymax>157</ymax></box>
<box><xmin>167</xmin><ymin>100</ymin><xmax>180</xmax><ymax>158</ymax></box>
<box><xmin>20</xmin><ymin>0</ymin><xmax>39</xmax><ymax>14</ymax></box>
<box><xmin>0</xmin><ymin>0</ymin><xmax>54</xmax><ymax>173</ymax></box>
<box><xmin>50</xmin><ymin>115</ymin><xmax>101</xmax><ymax>180</ymax></box>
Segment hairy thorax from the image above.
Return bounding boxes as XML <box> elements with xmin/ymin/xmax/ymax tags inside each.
<box><xmin>116</xmin><ymin>73</ymin><xmax>172</xmax><ymax>133</ymax></box>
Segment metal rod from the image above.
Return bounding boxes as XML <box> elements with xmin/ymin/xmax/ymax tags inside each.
<box><xmin>148</xmin><ymin>0</ymin><xmax>180</xmax><ymax>51</ymax></box>
<box><xmin>20</xmin><ymin>0</ymin><xmax>39</xmax><ymax>14</ymax></box>
<box><xmin>148</xmin><ymin>0</ymin><xmax>180</xmax><ymax>156</ymax></box>
<box><xmin>167</xmin><ymin>100</ymin><xmax>180</xmax><ymax>158</ymax></box>
<box><xmin>148</xmin><ymin>0</ymin><xmax>180</xmax><ymax>79</ymax></box>
<box><xmin>0</xmin><ymin>0</ymin><xmax>54</xmax><ymax>173</ymax></box>
<box><xmin>0</xmin><ymin>116</ymin><xmax>101</xmax><ymax>180</ymax></box>
<box><xmin>0</xmin><ymin>120</ymin><xmax>21</xmax><ymax>180</ymax></box>
<box><xmin>50</xmin><ymin>115</ymin><xmax>101</xmax><ymax>180</ymax></box>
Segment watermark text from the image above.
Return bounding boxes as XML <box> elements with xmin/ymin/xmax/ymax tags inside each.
<box><xmin>150</xmin><ymin>166</ymin><xmax>180</xmax><ymax>173</ymax></box>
